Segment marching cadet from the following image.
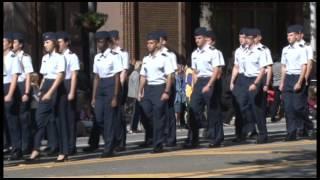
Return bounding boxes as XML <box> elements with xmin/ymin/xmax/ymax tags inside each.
<box><xmin>56</xmin><ymin>31</ymin><xmax>80</xmax><ymax>155</ymax></box>
<box><xmin>3</xmin><ymin>32</ymin><xmax>23</xmax><ymax>160</ymax></box>
<box><xmin>91</xmin><ymin>31</ymin><xmax>122</xmax><ymax>158</ymax></box>
<box><xmin>138</xmin><ymin>32</ymin><xmax>174</xmax><ymax>153</ymax></box>
<box><xmin>109</xmin><ymin>30</ymin><xmax>129</xmax><ymax>152</ymax></box>
<box><xmin>295</xmin><ymin>24</ymin><xmax>315</xmax><ymax>137</ymax></box>
<box><xmin>230</xmin><ymin>28</ymin><xmax>247</xmax><ymax>143</ymax></box>
<box><xmin>238</xmin><ymin>28</ymin><xmax>271</xmax><ymax>144</ymax></box>
<box><xmin>12</xmin><ymin>32</ymin><xmax>34</xmax><ymax>155</ymax></box>
<box><xmin>185</xmin><ymin>27</ymin><xmax>225</xmax><ymax>148</ymax></box>
<box><xmin>157</xmin><ymin>31</ymin><xmax>178</xmax><ymax>147</ymax></box>
<box><xmin>26</xmin><ymin>32</ymin><xmax>68</xmax><ymax>162</ymax></box>
<box><xmin>252</xmin><ymin>28</ymin><xmax>273</xmax><ymax>138</ymax></box>
<box><xmin>279</xmin><ymin>25</ymin><xmax>308</xmax><ymax>141</ymax></box>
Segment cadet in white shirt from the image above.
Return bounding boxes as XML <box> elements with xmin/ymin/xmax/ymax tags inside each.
<box><xmin>138</xmin><ymin>32</ymin><xmax>174</xmax><ymax>153</ymax></box>
<box><xmin>239</xmin><ymin>28</ymin><xmax>271</xmax><ymax>144</ymax></box>
<box><xmin>91</xmin><ymin>31</ymin><xmax>122</xmax><ymax>158</ymax></box>
<box><xmin>295</xmin><ymin>24</ymin><xmax>315</xmax><ymax>137</ymax></box>
<box><xmin>3</xmin><ymin>32</ymin><xmax>23</xmax><ymax>161</ymax></box>
<box><xmin>109</xmin><ymin>30</ymin><xmax>129</xmax><ymax>152</ymax></box>
<box><xmin>27</xmin><ymin>32</ymin><xmax>68</xmax><ymax>163</ymax></box>
<box><xmin>252</xmin><ymin>28</ymin><xmax>273</xmax><ymax>140</ymax></box>
<box><xmin>185</xmin><ymin>27</ymin><xmax>225</xmax><ymax>149</ymax></box>
<box><xmin>57</xmin><ymin>31</ymin><xmax>80</xmax><ymax>155</ymax></box>
<box><xmin>230</xmin><ymin>27</ymin><xmax>247</xmax><ymax>143</ymax></box>
<box><xmin>279</xmin><ymin>25</ymin><xmax>308</xmax><ymax>141</ymax></box>
<box><xmin>12</xmin><ymin>32</ymin><xmax>34</xmax><ymax>156</ymax></box>
<box><xmin>157</xmin><ymin>31</ymin><xmax>178</xmax><ymax>147</ymax></box>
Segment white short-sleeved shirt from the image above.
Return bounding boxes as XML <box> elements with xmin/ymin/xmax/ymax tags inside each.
<box><xmin>234</xmin><ymin>45</ymin><xmax>246</xmax><ymax>74</ymax></box>
<box><xmin>191</xmin><ymin>44</ymin><xmax>225</xmax><ymax>78</ymax></box>
<box><xmin>140</xmin><ymin>50</ymin><xmax>174</xmax><ymax>85</ymax></box>
<box><xmin>299</xmin><ymin>39</ymin><xmax>314</xmax><ymax>62</ymax></box>
<box><xmin>256</xmin><ymin>43</ymin><xmax>273</xmax><ymax>66</ymax></box>
<box><xmin>3</xmin><ymin>51</ymin><xmax>22</xmax><ymax>84</ymax></box>
<box><xmin>160</xmin><ymin>47</ymin><xmax>178</xmax><ymax>71</ymax></box>
<box><xmin>63</xmin><ymin>49</ymin><xmax>80</xmax><ymax>80</ymax></box>
<box><xmin>93</xmin><ymin>48</ymin><xmax>123</xmax><ymax>78</ymax></box>
<box><xmin>281</xmin><ymin>42</ymin><xmax>308</xmax><ymax>75</ymax></box>
<box><xmin>112</xmin><ymin>46</ymin><xmax>129</xmax><ymax>71</ymax></box>
<box><xmin>40</xmin><ymin>51</ymin><xmax>66</xmax><ymax>79</ymax></box>
<box><xmin>242</xmin><ymin>46</ymin><xmax>270</xmax><ymax>77</ymax></box>
<box><xmin>16</xmin><ymin>50</ymin><xmax>34</xmax><ymax>82</ymax></box>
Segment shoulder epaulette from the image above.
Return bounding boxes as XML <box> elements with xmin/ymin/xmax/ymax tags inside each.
<box><xmin>299</xmin><ymin>44</ymin><xmax>304</xmax><ymax>48</ymax></box>
<box><xmin>257</xmin><ymin>47</ymin><xmax>263</xmax><ymax>51</ymax></box>
<box><xmin>69</xmin><ymin>51</ymin><xmax>74</xmax><ymax>54</ymax></box>
<box><xmin>111</xmin><ymin>51</ymin><xmax>118</xmax><ymax>55</ymax></box>
<box><xmin>11</xmin><ymin>53</ymin><xmax>16</xmax><ymax>57</ymax></box>
<box><xmin>161</xmin><ymin>53</ymin><xmax>168</xmax><ymax>57</ymax></box>
<box><xmin>120</xmin><ymin>48</ymin><xmax>125</xmax><ymax>52</ymax></box>
<box><xmin>209</xmin><ymin>46</ymin><xmax>215</xmax><ymax>50</ymax></box>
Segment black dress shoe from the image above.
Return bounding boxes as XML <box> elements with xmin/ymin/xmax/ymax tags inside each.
<box><xmin>114</xmin><ymin>146</ymin><xmax>126</xmax><ymax>152</ymax></box>
<box><xmin>68</xmin><ymin>149</ymin><xmax>77</xmax><ymax>155</ymax></box>
<box><xmin>152</xmin><ymin>146</ymin><xmax>164</xmax><ymax>153</ymax></box>
<box><xmin>284</xmin><ymin>134</ymin><xmax>297</xmax><ymax>141</ymax></box>
<box><xmin>83</xmin><ymin>146</ymin><xmax>98</xmax><ymax>152</ymax></box>
<box><xmin>8</xmin><ymin>151</ymin><xmax>23</xmax><ymax>161</ymax></box>
<box><xmin>55</xmin><ymin>156</ymin><xmax>68</xmax><ymax>163</ymax></box>
<box><xmin>100</xmin><ymin>151</ymin><xmax>114</xmax><ymax>158</ymax></box>
<box><xmin>183</xmin><ymin>142</ymin><xmax>199</xmax><ymax>149</ymax></box>
<box><xmin>46</xmin><ymin>149</ymin><xmax>59</xmax><ymax>156</ymax></box>
<box><xmin>165</xmin><ymin>143</ymin><xmax>177</xmax><ymax>147</ymax></box>
<box><xmin>138</xmin><ymin>142</ymin><xmax>152</xmax><ymax>148</ymax></box>
<box><xmin>208</xmin><ymin>143</ymin><xmax>222</xmax><ymax>148</ymax></box>
<box><xmin>256</xmin><ymin>138</ymin><xmax>268</xmax><ymax>144</ymax></box>
<box><xmin>232</xmin><ymin>136</ymin><xmax>247</xmax><ymax>143</ymax></box>
<box><xmin>22</xmin><ymin>149</ymin><xmax>32</xmax><ymax>155</ymax></box>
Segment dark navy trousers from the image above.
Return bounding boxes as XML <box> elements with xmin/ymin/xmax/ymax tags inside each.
<box><xmin>283</xmin><ymin>75</ymin><xmax>308</xmax><ymax>135</ymax></box>
<box><xmin>140</xmin><ymin>84</ymin><xmax>167</xmax><ymax>149</ymax></box>
<box><xmin>94</xmin><ymin>77</ymin><xmax>118</xmax><ymax>153</ymax></box>
<box><xmin>189</xmin><ymin>77</ymin><xmax>224</xmax><ymax>144</ymax></box>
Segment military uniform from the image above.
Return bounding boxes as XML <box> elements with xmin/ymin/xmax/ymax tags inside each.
<box><xmin>140</xmin><ymin>33</ymin><xmax>174</xmax><ymax>152</ymax></box>
<box><xmin>109</xmin><ymin>30</ymin><xmax>130</xmax><ymax>151</ymax></box>
<box><xmin>4</xmin><ymin>32</ymin><xmax>23</xmax><ymax>160</ymax></box>
<box><xmin>158</xmin><ymin>31</ymin><xmax>178</xmax><ymax>147</ymax></box>
<box><xmin>57</xmin><ymin>31</ymin><xmax>80</xmax><ymax>155</ymax></box>
<box><xmin>281</xmin><ymin>26</ymin><xmax>308</xmax><ymax>140</ymax></box>
<box><xmin>93</xmin><ymin>33</ymin><xmax>123</xmax><ymax>157</ymax></box>
<box><xmin>32</xmin><ymin>32</ymin><xmax>68</xmax><ymax>157</ymax></box>
<box><xmin>238</xmin><ymin>29</ymin><xmax>271</xmax><ymax>144</ymax></box>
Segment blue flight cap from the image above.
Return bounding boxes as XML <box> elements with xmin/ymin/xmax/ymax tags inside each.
<box><xmin>239</xmin><ymin>27</ymin><xmax>248</xmax><ymax>35</ymax></box>
<box><xmin>42</xmin><ymin>32</ymin><xmax>57</xmax><ymax>41</ymax></box>
<box><xmin>253</xmin><ymin>28</ymin><xmax>261</xmax><ymax>36</ymax></box>
<box><xmin>95</xmin><ymin>31</ymin><xmax>109</xmax><ymax>39</ymax></box>
<box><xmin>194</xmin><ymin>27</ymin><xmax>207</xmax><ymax>36</ymax></box>
<box><xmin>109</xmin><ymin>30</ymin><xmax>119</xmax><ymax>39</ymax></box>
<box><xmin>158</xmin><ymin>31</ymin><xmax>167</xmax><ymax>40</ymax></box>
<box><xmin>3</xmin><ymin>32</ymin><xmax>13</xmax><ymax>40</ymax></box>
<box><xmin>287</xmin><ymin>25</ymin><xmax>299</xmax><ymax>34</ymax></box>
<box><xmin>205</xmin><ymin>30</ymin><xmax>216</xmax><ymax>40</ymax></box>
<box><xmin>56</xmin><ymin>31</ymin><xmax>70</xmax><ymax>40</ymax></box>
<box><xmin>12</xmin><ymin>32</ymin><xmax>25</xmax><ymax>42</ymax></box>
<box><xmin>244</xmin><ymin>28</ymin><xmax>256</xmax><ymax>36</ymax></box>
<box><xmin>146</xmin><ymin>32</ymin><xmax>160</xmax><ymax>41</ymax></box>
<box><xmin>294</xmin><ymin>24</ymin><xmax>304</xmax><ymax>33</ymax></box>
